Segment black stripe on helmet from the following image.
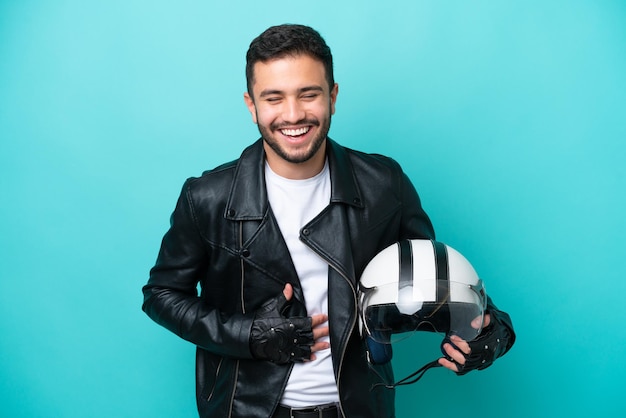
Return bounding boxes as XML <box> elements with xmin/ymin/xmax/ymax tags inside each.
<box><xmin>398</xmin><ymin>239</ymin><xmax>413</xmax><ymax>291</ymax></box>
<box><xmin>433</xmin><ymin>240</ymin><xmax>450</xmax><ymax>304</ymax></box>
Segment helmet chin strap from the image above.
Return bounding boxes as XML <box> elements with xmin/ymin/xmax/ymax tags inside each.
<box><xmin>372</xmin><ymin>360</ymin><xmax>442</xmax><ymax>389</ymax></box>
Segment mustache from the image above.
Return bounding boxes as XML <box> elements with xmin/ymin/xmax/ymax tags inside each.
<box><xmin>270</xmin><ymin>118</ymin><xmax>320</xmax><ymax>130</ymax></box>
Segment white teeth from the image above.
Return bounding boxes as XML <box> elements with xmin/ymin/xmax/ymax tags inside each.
<box><xmin>280</xmin><ymin>127</ymin><xmax>310</xmax><ymax>136</ymax></box>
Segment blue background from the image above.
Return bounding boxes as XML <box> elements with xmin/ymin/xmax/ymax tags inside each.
<box><xmin>1</xmin><ymin>1</ymin><xmax>624</xmax><ymax>417</ymax></box>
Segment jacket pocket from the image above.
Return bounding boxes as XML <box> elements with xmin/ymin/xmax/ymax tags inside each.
<box><xmin>203</xmin><ymin>357</ymin><xmax>222</xmax><ymax>402</ymax></box>
<box><xmin>197</xmin><ymin>350</ymin><xmax>235</xmax><ymax>404</ymax></box>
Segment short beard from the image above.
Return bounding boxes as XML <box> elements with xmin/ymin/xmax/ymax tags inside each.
<box><xmin>258</xmin><ymin>116</ymin><xmax>332</xmax><ymax>164</ymax></box>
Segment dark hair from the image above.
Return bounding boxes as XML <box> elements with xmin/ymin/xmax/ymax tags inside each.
<box><xmin>245</xmin><ymin>24</ymin><xmax>334</xmax><ymax>96</ymax></box>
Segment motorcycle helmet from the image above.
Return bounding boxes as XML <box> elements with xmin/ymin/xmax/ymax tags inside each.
<box><xmin>358</xmin><ymin>239</ymin><xmax>487</xmax><ymax>385</ymax></box>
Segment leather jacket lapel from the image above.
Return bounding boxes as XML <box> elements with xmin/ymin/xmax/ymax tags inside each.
<box><xmin>240</xmin><ymin>207</ymin><xmax>307</xmax><ymax>307</ymax></box>
<box><xmin>224</xmin><ymin>139</ymin><xmax>267</xmax><ymax>221</ymax></box>
<box><xmin>224</xmin><ymin>140</ymin><xmax>305</xmax><ymax>306</ymax></box>
<box><xmin>300</xmin><ymin>204</ymin><xmax>356</xmax><ymax>285</ymax></box>
<box><xmin>326</xmin><ymin>138</ymin><xmax>364</xmax><ymax>210</ymax></box>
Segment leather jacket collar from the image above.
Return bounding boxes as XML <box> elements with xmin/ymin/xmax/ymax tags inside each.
<box><xmin>225</xmin><ymin>138</ymin><xmax>364</xmax><ymax>221</ymax></box>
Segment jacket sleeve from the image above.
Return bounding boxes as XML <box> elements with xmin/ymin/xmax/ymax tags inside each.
<box><xmin>485</xmin><ymin>295</ymin><xmax>516</xmax><ymax>356</ymax></box>
<box><xmin>142</xmin><ymin>179</ymin><xmax>254</xmax><ymax>359</ymax></box>
<box><xmin>398</xmin><ymin>167</ymin><xmax>436</xmax><ymax>241</ymax></box>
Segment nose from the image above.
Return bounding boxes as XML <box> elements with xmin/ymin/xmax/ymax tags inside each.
<box><xmin>282</xmin><ymin>97</ymin><xmax>306</xmax><ymax>123</ymax></box>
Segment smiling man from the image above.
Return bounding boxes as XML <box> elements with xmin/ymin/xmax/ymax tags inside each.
<box><xmin>142</xmin><ymin>24</ymin><xmax>515</xmax><ymax>418</ymax></box>
<box><xmin>244</xmin><ymin>41</ymin><xmax>338</xmax><ymax>179</ymax></box>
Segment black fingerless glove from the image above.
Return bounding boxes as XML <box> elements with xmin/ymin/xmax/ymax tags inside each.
<box><xmin>442</xmin><ymin>316</ymin><xmax>511</xmax><ymax>376</ymax></box>
<box><xmin>250</xmin><ymin>291</ymin><xmax>314</xmax><ymax>364</ymax></box>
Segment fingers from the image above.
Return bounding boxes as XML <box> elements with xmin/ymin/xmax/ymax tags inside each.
<box><xmin>310</xmin><ymin>313</ymin><xmax>328</xmax><ymax>328</ymax></box>
<box><xmin>471</xmin><ymin>313</ymin><xmax>490</xmax><ymax>329</ymax></box>
<box><xmin>312</xmin><ymin>327</ymin><xmax>330</xmax><ymax>344</ymax></box>
<box><xmin>282</xmin><ymin>283</ymin><xmax>293</xmax><ymax>301</ymax></box>
<box><xmin>311</xmin><ymin>314</ymin><xmax>330</xmax><ymax>344</ymax></box>
<box><xmin>310</xmin><ymin>313</ymin><xmax>330</xmax><ymax>356</ymax></box>
<box><xmin>311</xmin><ymin>314</ymin><xmax>329</xmax><ymax>341</ymax></box>
<box><xmin>440</xmin><ymin>335</ymin><xmax>471</xmax><ymax>372</ymax></box>
<box><xmin>438</xmin><ymin>357</ymin><xmax>459</xmax><ymax>372</ymax></box>
<box><xmin>448</xmin><ymin>335</ymin><xmax>471</xmax><ymax>355</ymax></box>
<box><xmin>309</xmin><ymin>340</ymin><xmax>330</xmax><ymax>359</ymax></box>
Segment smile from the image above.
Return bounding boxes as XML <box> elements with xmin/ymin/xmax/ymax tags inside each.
<box><xmin>280</xmin><ymin>127</ymin><xmax>310</xmax><ymax>137</ymax></box>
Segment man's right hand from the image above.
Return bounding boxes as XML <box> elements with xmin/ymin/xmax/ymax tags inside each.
<box><xmin>250</xmin><ymin>284</ymin><xmax>329</xmax><ymax>364</ymax></box>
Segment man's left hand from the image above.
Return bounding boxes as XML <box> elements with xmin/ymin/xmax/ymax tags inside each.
<box><xmin>438</xmin><ymin>313</ymin><xmax>510</xmax><ymax>375</ymax></box>
<box><xmin>439</xmin><ymin>314</ymin><xmax>489</xmax><ymax>372</ymax></box>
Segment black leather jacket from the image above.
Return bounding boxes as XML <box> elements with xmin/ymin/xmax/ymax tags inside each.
<box><xmin>142</xmin><ymin>138</ymin><xmax>513</xmax><ymax>418</ymax></box>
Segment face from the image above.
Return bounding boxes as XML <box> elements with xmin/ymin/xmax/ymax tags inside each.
<box><xmin>244</xmin><ymin>54</ymin><xmax>338</xmax><ymax>179</ymax></box>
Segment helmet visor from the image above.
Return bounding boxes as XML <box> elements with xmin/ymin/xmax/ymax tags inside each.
<box><xmin>360</xmin><ymin>279</ymin><xmax>486</xmax><ymax>344</ymax></box>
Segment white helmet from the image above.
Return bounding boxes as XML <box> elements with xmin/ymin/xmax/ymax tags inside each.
<box><xmin>359</xmin><ymin>239</ymin><xmax>487</xmax><ymax>353</ymax></box>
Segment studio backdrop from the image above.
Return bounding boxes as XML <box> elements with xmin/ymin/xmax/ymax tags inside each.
<box><xmin>1</xmin><ymin>1</ymin><xmax>624</xmax><ymax>417</ymax></box>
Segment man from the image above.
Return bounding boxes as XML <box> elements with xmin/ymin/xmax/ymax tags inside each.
<box><xmin>142</xmin><ymin>24</ymin><xmax>515</xmax><ymax>418</ymax></box>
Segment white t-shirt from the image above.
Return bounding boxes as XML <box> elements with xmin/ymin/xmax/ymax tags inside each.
<box><xmin>264</xmin><ymin>160</ymin><xmax>339</xmax><ymax>407</ymax></box>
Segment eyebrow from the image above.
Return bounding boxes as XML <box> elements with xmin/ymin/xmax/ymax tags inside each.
<box><xmin>259</xmin><ymin>85</ymin><xmax>324</xmax><ymax>98</ymax></box>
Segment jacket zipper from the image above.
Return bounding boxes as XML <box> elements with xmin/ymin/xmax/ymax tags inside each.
<box><xmin>239</xmin><ymin>221</ymin><xmax>246</xmax><ymax>315</ymax></box>
<box><xmin>300</xmin><ymin>220</ymin><xmax>357</xmax><ymax>418</ymax></box>
<box><xmin>333</xmin><ymin>266</ymin><xmax>357</xmax><ymax>418</ymax></box>
<box><xmin>318</xmin><ymin>256</ymin><xmax>357</xmax><ymax>418</ymax></box>
<box><xmin>227</xmin><ymin>360</ymin><xmax>240</xmax><ymax>417</ymax></box>
<box><xmin>223</xmin><ymin>222</ymin><xmax>246</xmax><ymax>416</ymax></box>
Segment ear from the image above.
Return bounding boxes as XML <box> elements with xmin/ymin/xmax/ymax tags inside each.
<box><xmin>243</xmin><ymin>92</ymin><xmax>258</xmax><ymax>124</ymax></box>
<box><xmin>329</xmin><ymin>83</ymin><xmax>339</xmax><ymax>115</ymax></box>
